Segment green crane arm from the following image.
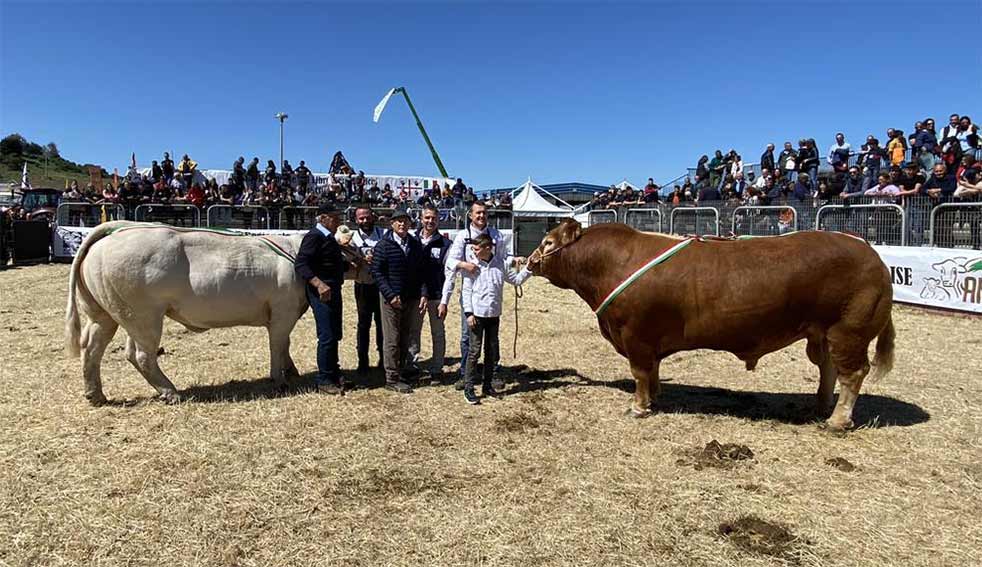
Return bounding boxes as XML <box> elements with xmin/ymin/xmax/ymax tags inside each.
<box><xmin>395</xmin><ymin>87</ymin><xmax>449</xmax><ymax>178</ymax></box>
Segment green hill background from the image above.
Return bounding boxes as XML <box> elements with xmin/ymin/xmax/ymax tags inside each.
<box><xmin>1</xmin><ymin>133</ymin><xmax>108</xmax><ymax>190</ymax></box>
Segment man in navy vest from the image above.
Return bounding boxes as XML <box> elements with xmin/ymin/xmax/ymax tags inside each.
<box><xmin>370</xmin><ymin>205</ymin><xmax>429</xmax><ymax>393</ymax></box>
<box><xmin>294</xmin><ymin>203</ymin><xmax>348</xmax><ymax>394</ymax></box>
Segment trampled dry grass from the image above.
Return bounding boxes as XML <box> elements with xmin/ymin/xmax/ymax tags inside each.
<box><xmin>1</xmin><ymin>263</ymin><xmax>981</xmax><ymax>566</ymax></box>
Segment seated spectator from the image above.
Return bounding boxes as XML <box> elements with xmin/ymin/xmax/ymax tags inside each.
<box><xmin>896</xmin><ymin>163</ymin><xmax>926</xmax><ymax>198</ymax></box>
<box><xmin>792</xmin><ymin>173</ymin><xmax>816</xmax><ymax>202</ymax></box>
<box><xmin>752</xmin><ymin>169</ymin><xmax>770</xmax><ymax>190</ymax></box>
<box><xmin>731</xmin><ymin>172</ymin><xmax>748</xmax><ymax>199</ymax></box>
<box><xmin>955</xmin><ymin>156</ymin><xmax>981</xmax><ymax>200</ymax></box>
<box><xmin>219</xmin><ymin>184</ymin><xmax>235</xmax><ymax>205</ymax></box>
<box><xmin>920</xmin><ymin>163</ymin><xmax>956</xmax><ymax>202</ymax></box>
<box><xmin>302</xmin><ymin>191</ymin><xmax>319</xmax><ymax>206</ymax></box>
<box><xmin>240</xmin><ymin>185</ymin><xmax>258</xmax><ymax>205</ymax></box>
<box><xmin>186</xmin><ymin>183</ymin><xmax>206</xmax><ymax>208</ymax></box>
<box><xmin>152</xmin><ymin>178</ymin><xmax>173</xmax><ymax>203</ymax></box>
<box><xmin>681</xmin><ymin>177</ymin><xmax>694</xmax><ymax>196</ymax></box>
<box><xmin>840</xmin><ymin>166</ymin><xmax>865</xmax><ymax>199</ymax></box>
<box><xmin>100</xmin><ymin>184</ymin><xmax>118</xmax><ymax>204</ymax></box>
<box><xmin>697</xmin><ymin>181</ymin><xmax>721</xmax><ymax>203</ymax></box>
<box><xmin>499</xmin><ymin>191</ymin><xmax>513</xmax><ymax>209</ymax></box>
<box><xmin>864</xmin><ymin>173</ymin><xmax>901</xmax><ymax>200</ymax></box>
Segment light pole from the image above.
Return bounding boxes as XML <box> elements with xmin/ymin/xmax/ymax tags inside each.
<box><xmin>275</xmin><ymin>112</ymin><xmax>288</xmax><ymax>170</ymax></box>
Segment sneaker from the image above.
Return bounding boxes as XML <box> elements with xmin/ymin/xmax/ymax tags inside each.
<box><xmin>491</xmin><ymin>377</ymin><xmax>506</xmax><ymax>392</ymax></box>
<box><xmin>317</xmin><ymin>381</ymin><xmax>344</xmax><ymax>395</ymax></box>
<box><xmin>464</xmin><ymin>389</ymin><xmax>480</xmax><ymax>405</ymax></box>
<box><xmin>482</xmin><ymin>383</ymin><xmax>502</xmax><ymax>399</ymax></box>
<box><xmin>385</xmin><ymin>381</ymin><xmax>413</xmax><ymax>394</ymax></box>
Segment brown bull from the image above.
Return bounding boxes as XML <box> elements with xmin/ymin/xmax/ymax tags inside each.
<box><xmin>528</xmin><ymin>220</ymin><xmax>895</xmax><ymax>430</ymax></box>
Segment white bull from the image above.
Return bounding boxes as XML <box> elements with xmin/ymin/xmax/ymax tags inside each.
<box><xmin>65</xmin><ymin>221</ymin><xmax>310</xmax><ymax>404</ymax></box>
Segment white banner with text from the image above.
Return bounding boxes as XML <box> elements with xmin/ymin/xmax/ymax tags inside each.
<box><xmin>873</xmin><ymin>245</ymin><xmax>982</xmax><ymax>314</ymax></box>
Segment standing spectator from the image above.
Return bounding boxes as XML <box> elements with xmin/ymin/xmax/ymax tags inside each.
<box><xmin>264</xmin><ymin>160</ymin><xmax>277</xmax><ymax>185</ymax></box>
<box><xmin>694</xmin><ymin>155</ymin><xmax>709</xmax><ymax>187</ymax></box>
<box><xmin>708</xmin><ymin>150</ymin><xmax>725</xmax><ymax>190</ymax></box>
<box><xmin>778</xmin><ymin>142</ymin><xmax>798</xmax><ymax>184</ymax></box>
<box><xmin>294</xmin><ymin>203</ymin><xmax>349</xmax><ymax>394</ymax></box>
<box><xmin>760</xmin><ymin>143</ymin><xmax>776</xmax><ymax>173</ymax></box>
<box><xmin>409</xmin><ymin>205</ymin><xmax>452</xmax><ymax>378</ymax></box>
<box><xmin>862</xmin><ymin>138</ymin><xmax>887</xmax><ymax>191</ymax></box>
<box><xmin>370</xmin><ymin>206</ymin><xmax>429</xmax><ymax>394</ymax></box>
<box><xmin>176</xmin><ymin>154</ymin><xmax>196</xmax><ymax>190</ymax></box>
<box><xmin>281</xmin><ymin>160</ymin><xmax>294</xmax><ymax>185</ymax></box>
<box><xmin>887</xmin><ymin>129</ymin><xmax>906</xmax><ymax>167</ymax></box>
<box><xmin>246</xmin><ymin>157</ymin><xmax>260</xmax><ymax>191</ymax></box>
<box><xmin>644</xmin><ymin>178</ymin><xmax>658</xmax><ymax>193</ymax></box>
<box><xmin>232</xmin><ymin>157</ymin><xmax>246</xmax><ymax>192</ymax></box>
<box><xmin>732</xmin><ymin>172</ymin><xmax>748</xmax><ymax>199</ymax></box>
<box><xmin>459</xmin><ymin>233</ymin><xmax>533</xmax><ymax>404</ymax></box>
<box><xmin>452</xmin><ymin>178</ymin><xmax>466</xmax><ymax>203</ymax></box>
<box><xmin>295</xmin><ymin>160</ymin><xmax>311</xmax><ymax>193</ymax></box>
<box><xmin>161</xmin><ymin>152</ymin><xmax>175</xmax><ymax>183</ymax></box>
<box><xmin>955</xmin><ymin>116</ymin><xmax>979</xmax><ymax>154</ymax></box>
<box><xmin>912</xmin><ymin>122</ymin><xmax>938</xmax><ymax>173</ymax></box>
<box><xmin>150</xmin><ymin>160</ymin><xmax>163</xmax><ymax>183</ymax></box>
<box><xmin>350</xmin><ymin>207</ymin><xmax>387</xmax><ymax>376</ymax></box>
<box><xmin>938</xmin><ymin>114</ymin><xmax>961</xmax><ymax>144</ymax></box>
<box><xmin>729</xmin><ymin>154</ymin><xmax>744</xmax><ymax>179</ymax></box>
<box><xmin>797</xmin><ymin>139</ymin><xmax>819</xmax><ymax>185</ymax></box>
<box><xmin>827</xmin><ymin>133</ymin><xmax>852</xmax><ymax>174</ymax></box>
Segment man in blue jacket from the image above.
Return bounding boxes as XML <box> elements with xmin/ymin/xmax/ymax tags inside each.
<box><xmin>294</xmin><ymin>203</ymin><xmax>348</xmax><ymax>394</ymax></box>
<box><xmin>370</xmin><ymin>206</ymin><xmax>429</xmax><ymax>393</ymax></box>
<box><xmin>409</xmin><ymin>205</ymin><xmax>452</xmax><ymax>379</ymax></box>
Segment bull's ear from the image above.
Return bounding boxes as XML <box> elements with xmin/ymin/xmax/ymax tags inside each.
<box><xmin>568</xmin><ymin>220</ymin><xmax>583</xmax><ymax>242</ymax></box>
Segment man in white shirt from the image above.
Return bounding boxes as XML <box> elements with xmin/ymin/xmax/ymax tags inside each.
<box><xmin>459</xmin><ymin>233</ymin><xmax>533</xmax><ymax>404</ymax></box>
<box><xmin>349</xmin><ymin>207</ymin><xmax>387</xmax><ymax>376</ymax></box>
<box><xmin>439</xmin><ymin>202</ymin><xmax>519</xmax><ymax>388</ymax></box>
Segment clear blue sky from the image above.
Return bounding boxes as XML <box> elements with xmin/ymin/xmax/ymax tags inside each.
<box><xmin>2</xmin><ymin>1</ymin><xmax>979</xmax><ymax>190</ymax></box>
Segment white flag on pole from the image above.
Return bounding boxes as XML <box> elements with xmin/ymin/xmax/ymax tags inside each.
<box><xmin>21</xmin><ymin>162</ymin><xmax>31</xmax><ymax>189</ymax></box>
<box><xmin>373</xmin><ymin>88</ymin><xmax>397</xmax><ymax>123</ymax></box>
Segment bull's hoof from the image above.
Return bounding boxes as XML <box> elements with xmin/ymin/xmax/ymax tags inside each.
<box><xmin>624</xmin><ymin>406</ymin><xmax>653</xmax><ymax>419</ymax></box>
<box><xmin>85</xmin><ymin>393</ymin><xmax>108</xmax><ymax>407</ymax></box>
<box><xmin>159</xmin><ymin>391</ymin><xmax>182</xmax><ymax>405</ymax></box>
<box><xmin>822</xmin><ymin>418</ymin><xmax>854</xmax><ymax>434</ymax></box>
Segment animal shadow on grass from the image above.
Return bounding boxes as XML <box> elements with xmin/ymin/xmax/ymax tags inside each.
<box><xmin>176</xmin><ymin>371</ymin><xmax>331</xmax><ymax>403</ymax></box>
<box><xmin>509</xmin><ymin>366</ymin><xmax>930</xmax><ymax>428</ymax></box>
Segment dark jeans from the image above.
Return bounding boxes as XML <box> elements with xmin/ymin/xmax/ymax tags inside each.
<box><xmin>464</xmin><ymin>316</ymin><xmax>500</xmax><ymax>391</ymax></box>
<box><xmin>354</xmin><ymin>282</ymin><xmax>383</xmax><ymax>368</ymax></box>
<box><xmin>306</xmin><ymin>285</ymin><xmax>343</xmax><ymax>385</ymax></box>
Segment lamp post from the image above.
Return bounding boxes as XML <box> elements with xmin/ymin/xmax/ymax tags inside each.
<box><xmin>275</xmin><ymin>112</ymin><xmax>288</xmax><ymax>169</ymax></box>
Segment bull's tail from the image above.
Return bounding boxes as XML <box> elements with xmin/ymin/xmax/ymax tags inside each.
<box><xmin>868</xmin><ymin>316</ymin><xmax>895</xmax><ymax>384</ymax></box>
<box><xmin>66</xmin><ymin>221</ymin><xmax>125</xmax><ymax>357</ymax></box>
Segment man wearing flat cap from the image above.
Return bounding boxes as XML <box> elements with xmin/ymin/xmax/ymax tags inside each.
<box><xmin>294</xmin><ymin>203</ymin><xmax>348</xmax><ymax>394</ymax></box>
<box><xmin>370</xmin><ymin>204</ymin><xmax>428</xmax><ymax>394</ymax></box>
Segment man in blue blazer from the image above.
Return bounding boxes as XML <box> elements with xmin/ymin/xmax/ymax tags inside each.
<box><xmin>294</xmin><ymin>203</ymin><xmax>348</xmax><ymax>394</ymax></box>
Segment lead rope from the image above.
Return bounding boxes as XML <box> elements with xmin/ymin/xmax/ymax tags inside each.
<box><xmin>513</xmin><ymin>283</ymin><xmax>523</xmax><ymax>358</ymax></box>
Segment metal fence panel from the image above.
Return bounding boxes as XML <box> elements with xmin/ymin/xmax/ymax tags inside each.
<box><xmin>587</xmin><ymin>210</ymin><xmax>617</xmax><ymax>225</ymax></box>
<box><xmin>278</xmin><ymin>207</ymin><xmax>319</xmax><ymax>231</ymax></box>
<box><xmin>205</xmin><ymin>205</ymin><xmax>269</xmax><ymax>229</ymax></box>
<box><xmin>815</xmin><ymin>203</ymin><xmax>906</xmax><ymax>246</ymax></box>
<box><xmin>731</xmin><ymin>205</ymin><xmax>797</xmax><ymax>236</ymax></box>
<box><xmin>930</xmin><ymin>203</ymin><xmax>982</xmax><ymax>249</ymax></box>
<box><xmin>670</xmin><ymin>206</ymin><xmax>720</xmax><ymax>236</ymax></box>
<box><xmin>56</xmin><ymin>203</ymin><xmax>126</xmax><ymax>227</ymax></box>
<box><xmin>624</xmin><ymin>208</ymin><xmax>664</xmax><ymax>232</ymax></box>
<box><xmin>135</xmin><ymin>204</ymin><xmax>202</xmax><ymax>227</ymax></box>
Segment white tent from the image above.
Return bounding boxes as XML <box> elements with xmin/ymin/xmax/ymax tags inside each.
<box><xmin>510</xmin><ymin>179</ymin><xmax>574</xmax><ymax>218</ymax></box>
<box><xmin>615</xmin><ymin>179</ymin><xmax>639</xmax><ymax>191</ymax></box>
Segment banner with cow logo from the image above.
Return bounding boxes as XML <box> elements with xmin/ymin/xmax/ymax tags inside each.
<box><xmin>872</xmin><ymin>245</ymin><xmax>982</xmax><ymax>314</ymax></box>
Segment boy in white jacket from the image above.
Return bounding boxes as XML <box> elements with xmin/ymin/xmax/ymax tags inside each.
<box><xmin>460</xmin><ymin>233</ymin><xmax>533</xmax><ymax>404</ymax></box>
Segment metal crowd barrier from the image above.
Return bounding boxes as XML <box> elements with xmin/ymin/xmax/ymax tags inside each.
<box><xmin>930</xmin><ymin>203</ymin><xmax>982</xmax><ymax>249</ymax></box>
<box><xmin>732</xmin><ymin>205</ymin><xmax>797</xmax><ymax>236</ymax></box>
<box><xmin>134</xmin><ymin>204</ymin><xmax>201</xmax><ymax>227</ymax></box>
<box><xmin>670</xmin><ymin>206</ymin><xmax>719</xmax><ymax>236</ymax></box>
<box><xmin>624</xmin><ymin>208</ymin><xmax>664</xmax><ymax>232</ymax></box>
<box><xmin>56</xmin><ymin>203</ymin><xmax>126</xmax><ymax>227</ymax></box>
<box><xmin>486</xmin><ymin>209</ymin><xmax>515</xmax><ymax>233</ymax></box>
<box><xmin>205</xmin><ymin>205</ymin><xmax>270</xmax><ymax>229</ymax></box>
<box><xmin>587</xmin><ymin>210</ymin><xmax>617</xmax><ymax>225</ymax></box>
<box><xmin>815</xmin><ymin>202</ymin><xmax>906</xmax><ymax>246</ymax></box>
<box><xmin>278</xmin><ymin>206</ymin><xmax>319</xmax><ymax>231</ymax></box>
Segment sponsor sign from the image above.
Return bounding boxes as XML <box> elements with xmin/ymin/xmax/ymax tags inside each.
<box><xmin>873</xmin><ymin>245</ymin><xmax>982</xmax><ymax>314</ymax></box>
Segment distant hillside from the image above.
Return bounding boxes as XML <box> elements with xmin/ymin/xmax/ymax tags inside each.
<box><xmin>0</xmin><ymin>133</ymin><xmax>108</xmax><ymax>190</ymax></box>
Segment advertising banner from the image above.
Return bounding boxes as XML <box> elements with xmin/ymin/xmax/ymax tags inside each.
<box><xmin>873</xmin><ymin>245</ymin><xmax>982</xmax><ymax>314</ymax></box>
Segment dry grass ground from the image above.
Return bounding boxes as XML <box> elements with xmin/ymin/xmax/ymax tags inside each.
<box><xmin>1</xmin><ymin>263</ymin><xmax>980</xmax><ymax>567</ymax></box>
